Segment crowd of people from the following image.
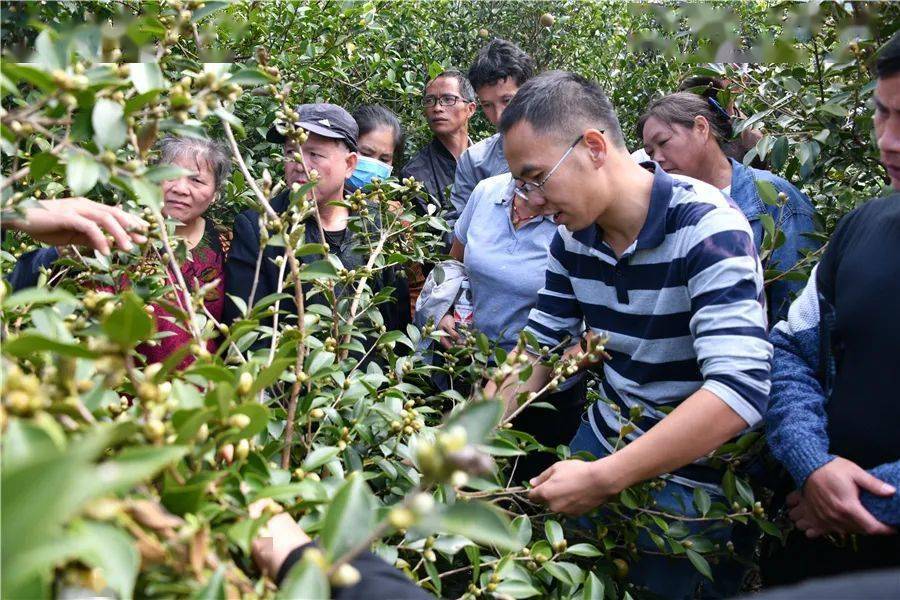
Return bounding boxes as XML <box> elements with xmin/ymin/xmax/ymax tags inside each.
<box><xmin>4</xmin><ymin>30</ymin><xmax>900</xmax><ymax>599</ymax></box>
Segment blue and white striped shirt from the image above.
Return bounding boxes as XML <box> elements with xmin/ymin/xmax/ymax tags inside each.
<box><xmin>525</xmin><ymin>166</ymin><xmax>772</xmax><ymax>486</ymax></box>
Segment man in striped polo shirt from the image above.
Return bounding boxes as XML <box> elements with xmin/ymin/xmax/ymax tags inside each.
<box><xmin>486</xmin><ymin>71</ymin><xmax>773</xmax><ymax>597</ymax></box>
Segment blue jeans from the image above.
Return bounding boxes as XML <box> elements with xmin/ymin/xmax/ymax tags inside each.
<box><xmin>569</xmin><ymin>417</ymin><xmax>754</xmax><ymax>599</ymax></box>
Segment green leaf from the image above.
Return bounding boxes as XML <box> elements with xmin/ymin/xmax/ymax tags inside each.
<box><xmin>302</xmin><ymin>446</ymin><xmax>341</xmax><ymax>471</ymax></box>
<box><xmin>685</xmin><ymin>548</ymin><xmax>713</xmax><ymax>580</ymax></box>
<box><xmin>320</xmin><ymin>473</ymin><xmax>376</xmax><ymax>560</ymax></box>
<box><xmin>3</xmin><ymin>287</ymin><xmax>74</xmax><ymax>309</ymax></box>
<box><xmin>511</xmin><ymin>514</ymin><xmax>532</xmax><ymax>547</ymax></box>
<box><xmin>102</xmin><ymin>292</ymin><xmax>154</xmax><ymax>347</ymax></box>
<box><xmin>29</xmin><ymin>152</ymin><xmax>59</xmax><ymax>181</ymax></box>
<box><xmin>277</xmin><ymin>554</ymin><xmax>330</xmax><ymax>600</ymax></box>
<box><xmin>68</xmin><ymin>521</ymin><xmax>139</xmax><ymax>599</ymax></box>
<box><xmin>145</xmin><ymin>165</ymin><xmax>193</xmax><ymax>183</ymax></box>
<box><xmin>582</xmin><ymin>572</ymin><xmax>606</xmax><ymax>599</ymax></box>
<box><xmin>496</xmin><ymin>580</ymin><xmax>542</xmax><ymax>598</ymax></box>
<box><xmin>542</xmin><ymin>561</ymin><xmax>584</xmax><ymax>586</ymax></box>
<box><xmin>298</xmin><ymin>259</ymin><xmax>339</xmax><ymax>281</ymax></box>
<box><xmin>94</xmin><ymin>445</ymin><xmax>187</xmax><ymax>495</ymax></box>
<box><xmin>34</xmin><ymin>30</ymin><xmax>66</xmax><ymax>70</ymax></box>
<box><xmin>444</xmin><ymin>399</ymin><xmax>503</xmax><ymax>446</ymax></box>
<box><xmin>565</xmin><ymin>543</ymin><xmax>602</xmax><ymax>557</ymax></box>
<box><xmin>251</xmin><ymin>358</ymin><xmax>294</xmax><ymax>394</ymax></box>
<box><xmin>130</xmin><ymin>62</ymin><xmax>166</xmax><ymax>93</ymax></box>
<box><xmin>545</xmin><ymin>519</ymin><xmax>564</xmax><ymax>545</ymax></box>
<box><xmin>228</xmin><ymin>403</ymin><xmax>269</xmax><ymax>439</ymax></box>
<box><xmin>440</xmin><ymin>501</ymin><xmax>521</xmax><ymax>551</ymax></box>
<box><xmin>693</xmin><ymin>487</ymin><xmax>711</xmax><ymax>517</ymax></box>
<box><xmin>228</xmin><ymin>68</ymin><xmax>274</xmax><ymax>85</ymax></box>
<box><xmin>128</xmin><ymin>176</ymin><xmax>163</xmax><ymax>210</ymax></box>
<box><xmin>93</xmin><ymin>98</ymin><xmax>127</xmax><ymax>150</ymax></box>
<box><xmin>2</xmin><ymin>334</ymin><xmax>98</xmax><ymax>359</ymax></box>
<box><xmin>756</xmin><ymin>180</ymin><xmax>780</xmax><ymax>206</ymax></box>
<box><xmin>66</xmin><ymin>153</ymin><xmax>102</xmax><ymax>196</ymax></box>
<box><xmin>193</xmin><ymin>565</ymin><xmax>226</xmax><ymax>600</ymax></box>
<box><xmin>760</xmin><ymin>213</ymin><xmax>776</xmax><ymax>243</ymax></box>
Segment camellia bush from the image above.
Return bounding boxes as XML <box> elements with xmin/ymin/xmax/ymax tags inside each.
<box><xmin>1</xmin><ymin>1</ymin><xmax>896</xmax><ymax>599</ymax></box>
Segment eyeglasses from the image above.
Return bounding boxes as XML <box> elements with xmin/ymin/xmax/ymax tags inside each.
<box><xmin>422</xmin><ymin>94</ymin><xmax>467</xmax><ymax>108</ymax></box>
<box><xmin>513</xmin><ymin>134</ymin><xmax>585</xmax><ymax>202</ymax></box>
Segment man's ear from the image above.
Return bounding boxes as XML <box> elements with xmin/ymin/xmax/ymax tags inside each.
<box><xmin>582</xmin><ymin>128</ymin><xmax>608</xmax><ymax>167</ymax></box>
<box><xmin>465</xmin><ymin>101</ymin><xmax>477</xmax><ymax>120</ymax></box>
<box><xmin>345</xmin><ymin>151</ymin><xmax>358</xmax><ymax>178</ymax></box>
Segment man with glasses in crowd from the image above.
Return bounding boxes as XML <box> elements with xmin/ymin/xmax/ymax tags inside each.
<box><xmin>448</xmin><ymin>38</ymin><xmax>535</xmax><ymax>216</ymax></box>
<box><xmin>486</xmin><ymin>71</ymin><xmax>773</xmax><ymax>598</ymax></box>
<box><xmin>402</xmin><ymin>70</ymin><xmax>476</xmax><ymax>214</ymax></box>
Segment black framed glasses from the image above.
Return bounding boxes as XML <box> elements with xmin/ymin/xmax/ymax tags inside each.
<box><xmin>422</xmin><ymin>94</ymin><xmax>467</xmax><ymax>108</ymax></box>
<box><xmin>513</xmin><ymin>134</ymin><xmax>585</xmax><ymax>202</ymax></box>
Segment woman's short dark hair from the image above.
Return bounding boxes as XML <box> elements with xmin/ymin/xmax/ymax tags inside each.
<box><xmin>637</xmin><ymin>92</ymin><xmax>737</xmax><ymax>155</ymax></box>
<box><xmin>467</xmin><ymin>38</ymin><xmax>534</xmax><ymax>92</ymax></box>
<box><xmin>351</xmin><ymin>105</ymin><xmax>404</xmax><ymax>155</ymax></box>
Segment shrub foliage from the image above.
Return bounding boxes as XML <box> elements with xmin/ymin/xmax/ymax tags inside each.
<box><xmin>1</xmin><ymin>1</ymin><xmax>897</xmax><ymax>598</ymax></box>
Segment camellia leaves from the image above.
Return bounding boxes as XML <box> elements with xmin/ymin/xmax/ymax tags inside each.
<box><xmin>440</xmin><ymin>501</ymin><xmax>522</xmax><ymax>552</ymax></box>
<box><xmin>129</xmin><ymin>61</ymin><xmax>166</xmax><ymax>93</ymax></box>
<box><xmin>65</xmin><ymin>152</ymin><xmax>102</xmax><ymax>196</ymax></box>
<box><xmin>444</xmin><ymin>399</ymin><xmax>504</xmax><ymax>446</ymax></box>
<box><xmin>101</xmin><ymin>291</ymin><xmax>154</xmax><ymax>347</ymax></box>
<box><xmin>92</xmin><ymin>98</ymin><xmax>127</xmax><ymax>150</ymax></box>
<box><xmin>320</xmin><ymin>473</ymin><xmax>377</xmax><ymax>560</ymax></box>
<box><xmin>686</xmin><ymin>548</ymin><xmax>713</xmax><ymax>580</ymax></box>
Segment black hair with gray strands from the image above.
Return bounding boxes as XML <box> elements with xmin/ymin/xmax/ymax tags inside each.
<box><xmin>467</xmin><ymin>38</ymin><xmax>534</xmax><ymax>91</ymax></box>
<box><xmin>157</xmin><ymin>135</ymin><xmax>232</xmax><ymax>193</ymax></box>
<box><xmin>425</xmin><ymin>70</ymin><xmax>476</xmax><ymax>102</ymax></box>
<box><xmin>351</xmin><ymin>105</ymin><xmax>404</xmax><ymax>155</ymax></box>
<box><xmin>498</xmin><ymin>70</ymin><xmax>626</xmax><ymax>149</ymax></box>
<box><xmin>636</xmin><ymin>92</ymin><xmax>738</xmax><ymax>156</ymax></box>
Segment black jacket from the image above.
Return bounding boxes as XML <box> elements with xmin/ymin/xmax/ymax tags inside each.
<box><xmin>223</xmin><ymin>190</ymin><xmax>410</xmax><ymax>341</ymax></box>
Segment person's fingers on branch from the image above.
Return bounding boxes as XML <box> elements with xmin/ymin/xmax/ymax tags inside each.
<box><xmin>438</xmin><ymin>314</ymin><xmax>460</xmax><ymax>349</ymax></box>
<box><xmin>96</xmin><ymin>200</ymin><xmax>149</xmax><ymax>245</ymax></box>
<box><xmin>68</xmin><ymin>213</ymin><xmax>112</xmax><ymax>255</ymax></box>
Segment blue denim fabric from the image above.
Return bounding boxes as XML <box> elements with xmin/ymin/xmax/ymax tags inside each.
<box><xmin>728</xmin><ymin>158</ymin><xmax>820</xmax><ymax>324</ymax></box>
<box><xmin>6</xmin><ymin>247</ymin><xmax>59</xmax><ymax>291</ymax></box>
<box><xmin>569</xmin><ymin>418</ymin><xmax>753</xmax><ymax>599</ymax></box>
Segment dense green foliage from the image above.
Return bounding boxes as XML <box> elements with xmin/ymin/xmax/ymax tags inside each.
<box><xmin>1</xmin><ymin>1</ymin><xmax>897</xmax><ymax>599</ymax></box>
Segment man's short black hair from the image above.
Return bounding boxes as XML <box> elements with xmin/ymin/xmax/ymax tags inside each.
<box><xmin>876</xmin><ymin>30</ymin><xmax>900</xmax><ymax>79</ymax></box>
<box><xmin>499</xmin><ymin>70</ymin><xmax>626</xmax><ymax>149</ymax></box>
<box><xmin>467</xmin><ymin>38</ymin><xmax>534</xmax><ymax>92</ymax></box>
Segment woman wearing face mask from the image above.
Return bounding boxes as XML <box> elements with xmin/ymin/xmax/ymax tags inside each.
<box><xmin>638</xmin><ymin>93</ymin><xmax>820</xmax><ymax>323</ymax></box>
<box><xmin>348</xmin><ymin>105</ymin><xmax>403</xmax><ymax>192</ymax></box>
<box><xmin>8</xmin><ymin>136</ymin><xmax>233</xmax><ymax>369</ymax></box>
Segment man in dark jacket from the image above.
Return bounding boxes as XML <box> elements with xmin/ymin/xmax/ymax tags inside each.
<box><xmin>223</xmin><ymin>103</ymin><xmax>409</xmax><ymax>344</ymax></box>
<box><xmin>401</xmin><ymin>70</ymin><xmax>476</xmax><ymax>213</ymax></box>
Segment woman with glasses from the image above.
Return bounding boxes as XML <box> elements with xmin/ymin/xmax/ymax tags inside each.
<box><xmin>439</xmin><ymin>166</ymin><xmax>586</xmax><ymax>482</ymax></box>
<box><xmin>639</xmin><ymin>92</ymin><xmax>820</xmax><ymax>323</ymax></box>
